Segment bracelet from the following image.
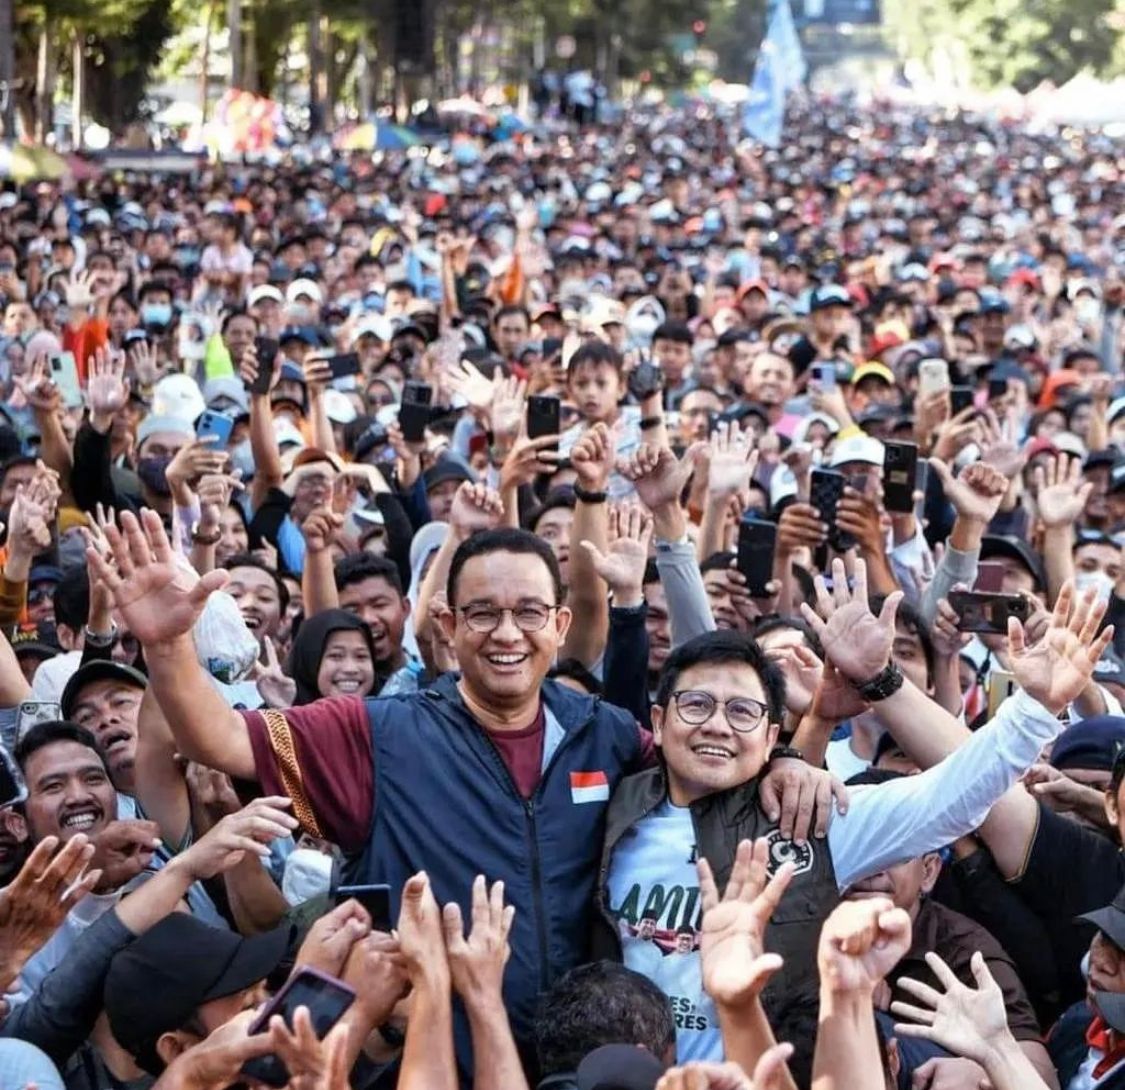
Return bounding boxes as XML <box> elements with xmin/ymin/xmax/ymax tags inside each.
<box><xmin>84</xmin><ymin>623</ymin><xmax>118</xmax><ymax>648</ymax></box>
<box><xmin>191</xmin><ymin>523</ymin><xmax>222</xmax><ymax>546</ymax></box>
<box><xmin>768</xmin><ymin>744</ymin><xmax>805</xmax><ymax>763</ymax></box>
<box><xmin>639</xmin><ymin>415</ymin><xmax>663</xmax><ymax>431</ymax></box>
<box><xmin>573</xmin><ymin>484</ymin><xmax>608</xmax><ymax>504</ymax></box>
<box><xmin>854</xmin><ymin>661</ymin><xmax>905</xmax><ymax>702</ymax></box>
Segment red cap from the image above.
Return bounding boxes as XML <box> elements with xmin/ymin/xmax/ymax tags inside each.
<box><xmin>1006</xmin><ymin>267</ymin><xmax>1041</xmax><ymax>290</ymax></box>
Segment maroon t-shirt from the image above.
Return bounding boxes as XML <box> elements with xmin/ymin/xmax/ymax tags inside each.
<box><xmin>242</xmin><ymin>695</ymin><xmax>655</xmax><ymax>853</ymax></box>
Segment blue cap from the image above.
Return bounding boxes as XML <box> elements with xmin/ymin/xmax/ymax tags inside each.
<box><xmin>279</xmin><ymin>325</ymin><xmax>319</xmax><ymax>347</ymax></box>
<box><xmin>1050</xmin><ymin>716</ymin><xmax>1125</xmax><ymax>773</ymax></box>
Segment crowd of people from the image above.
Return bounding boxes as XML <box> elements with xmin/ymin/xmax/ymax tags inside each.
<box><xmin>0</xmin><ymin>92</ymin><xmax>1124</xmax><ymax>1090</ymax></box>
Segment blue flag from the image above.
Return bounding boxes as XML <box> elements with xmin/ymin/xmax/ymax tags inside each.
<box><xmin>743</xmin><ymin>0</ymin><xmax>805</xmax><ymax>146</ymax></box>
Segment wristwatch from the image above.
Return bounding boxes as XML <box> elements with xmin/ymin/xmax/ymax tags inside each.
<box><xmin>768</xmin><ymin>744</ymin><xmax>805</xmax><ymax>763</ymax></box>
<box><xmin>855</xmin><ymin>661</ymin><xmax>905</xmax><ymax>702</ymax></box>
<box><xmin>190</xmin><ymin>522</ymin><xmax>222</xmax><ymax>546</ymax></box>
<box><xmin>84</xmin><ymin>623</ymin><xmax>118</xmax><ymax>648</ymax></box>
<box><xmin>573</xmin><ymin>484</ymin><xmax>608</xmax><ymax>504</ymax></box>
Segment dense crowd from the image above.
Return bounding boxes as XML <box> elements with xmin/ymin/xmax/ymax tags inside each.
<box><xmin>0</xmin><ymin>93</ymin><xmax>1124</xmax><ymax>1090</ymax></box>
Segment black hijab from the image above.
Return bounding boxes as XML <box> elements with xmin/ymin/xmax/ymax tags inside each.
<box><xmin>287</xmin><ymin>609</ymin><xmax>377</xmax><ymax>705</ymax></box>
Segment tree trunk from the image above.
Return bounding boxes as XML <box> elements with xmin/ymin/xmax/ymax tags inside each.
<box><xmin>72</xmin><ymin>33</ymin><xmax>84</xmax><ymax>147</ymax></box>
<box><xmin>200</xmin><ymin>0</ymin><xmax>214</xmax><ymax>121</ymax></box>
<box><xmin>228</xmin><ymin>0</ymin><xmax>242</xmax><ymax>89</ymax></box>
<box><xmin>35</xmin><ymin>24</ymin><xmax>53</xmax><ymax>141</ymax></box>
<box><xmin>0</xmin><ymin>0</ymin><xmax>15</xmax><ymax>138</ymax></box>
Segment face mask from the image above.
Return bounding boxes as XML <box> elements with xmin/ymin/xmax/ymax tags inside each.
<box><xmin>288</xmin><ymin>304</ymin><xmax>314</xmax><ymax>324</ymax></box>
<box><xmin>230</xmin><ymin>438</ymin><xmax>256</xmax><ymax>480</ymax></box>
<box><xmin>58</xmin><ymin>530</ymin><xmax>87</xmax><ymax>569</ymax></box>
<box><xmin>136</xmin><ymin>454</ymin><xmax>174</xmax><ymax>496</ymax></box>
<box><xmin>281</xmin><ymin>847</ymin><xmax>334</xmax><ymax>906</ymax></box>
<box><xmin>1075</xmin><ymin>569</ymin><xmax>1115</xmax><ymax>605</ymax></box>
<box><xmin>141</xmin><ymin>302</ymin><xmax>172</xmax><ymax>329</ymax></box>
<box><xmin>1076</xmin><ymin>297</ymin><xmax>1100</xmax><ymax>325</ymax></box>
<box><xmin>1094</xmin><ymin>990</ymin><xmax>1125</xmax><ymax>1035</ymax></box>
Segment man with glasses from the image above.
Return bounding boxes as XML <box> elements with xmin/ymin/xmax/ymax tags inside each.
<box><xmin>597</xmin><ymin>568</ymin><xmax>1111</xmax><ymax>1063</ymax></box>
<box><xmin>86</xmin><ymin>514</ymin><xmax>833</xmax><ymax>1078</ymax></box>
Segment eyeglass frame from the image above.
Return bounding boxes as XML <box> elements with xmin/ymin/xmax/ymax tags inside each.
<box><xmin>454</xmin><ymin>602</ymin><xmax>558</xmax><ymax>634</ymax></box>
<box><xmin>669</xmin><ymin>689</ymin><xmax>770</xmax><ymax>733</ymax></box>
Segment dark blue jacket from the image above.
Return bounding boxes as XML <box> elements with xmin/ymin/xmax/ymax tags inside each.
<box><xmin>345</xmin><ymin>673</ymin><xmax>647</xmax><ymax>1070</ymax></box>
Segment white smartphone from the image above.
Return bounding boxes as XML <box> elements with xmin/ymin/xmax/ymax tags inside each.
<box><xmin>918</xmin><ymin>358</ymin><xmax>951</xmax><ymax>398</ymax></box>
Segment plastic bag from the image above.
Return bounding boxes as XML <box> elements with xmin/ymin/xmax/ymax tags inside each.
<box><xmin>194</xmin><ymin>587</ymin><xmax>260</xmax><ymax>684</ymax></box>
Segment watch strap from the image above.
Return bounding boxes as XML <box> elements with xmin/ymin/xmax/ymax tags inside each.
<box><xmin>768</xmin><ymin>744</ymin><xmax>805</xmax><ymax>763</ymax></box>
<box><xmin>855</xmin><ymin>661</ymin><xmax>905</xmax><ymax>702</ymax></box>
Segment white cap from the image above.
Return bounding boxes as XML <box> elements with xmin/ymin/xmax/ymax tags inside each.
<box><xmin>1108</xmin><ymin>396</ymin><xmax>1125</xmax><ymax>425</ymax></box>
<box><xmin>829</xmin><ymin>434</ymin><xmax>885</xmax><ymax>469</ymax></box>
<box><xmin>323</xmin><ymin>389</ymin><xmax>357</xmax><ymax>425</ymax></box>
<box><xmin>286</xmin><ymin>278</ymin><xmax>323</xmax><ymax>305</ymax></box>
<box><xmin>248</xmin><ymin>284</ymin><xmax>284</xmax><ymax>307</ymax></box>
<box><xmin>153</xmin><ymin>373</ymin><xmax>206</xmax><ymax>424</ymax></box>
<box><xmin>0</xmin><ymin>193</ymin><xmax>18</xmax><ymax>210</ymax></box>
<box><xmin>1053</xmin><ymin>431</ymin><xmax>1088</xmax><ymax>460</ymax></box>
<box><xmin>351</xmin><ymin>316</ymin><xmax>393</xmax><ymax>345</ymax></box>
<box><xmin>770</xmin><ymin>467</ymin><xmax>798</xmax><ymax>509</ymax></box>
<box><xmin>791</xmin><ymin>413</ymin><xmax>839</xmax><ymax>445</ymax></box>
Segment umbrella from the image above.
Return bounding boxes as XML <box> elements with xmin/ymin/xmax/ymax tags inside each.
<box><xmin>438</xmin><ymin>96</ymin><xmax>490</xmax><ymax>118</ymax></box>
<box><xmin>0</xmin><ymin>143</ymin><xmax>70</xmax><ymax>182</ymax></box>
<box><xmin>335</xmin><ymin>122</ymin><xmax>421</xmax><ymax>151</ymax></box>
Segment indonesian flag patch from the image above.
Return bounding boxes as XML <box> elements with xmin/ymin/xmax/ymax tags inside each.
<box><xmin>570</xmin><ymin>770</ymin><xmax>610</xmax><ymax>804</ymax></box>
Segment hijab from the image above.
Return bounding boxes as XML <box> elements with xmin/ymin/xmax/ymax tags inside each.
<box><xmin>287</xmin><ymin>609</ymin><xmax>377</xmax><ymax>705</ymax></box>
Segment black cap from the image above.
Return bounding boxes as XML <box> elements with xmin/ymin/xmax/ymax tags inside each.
<box><xmin>106</xmin><ymin>915</ymin><xmax>291</xmax><ymax>1074</ymax></box>
<box><xmin>576</xmin><ymin>1044</ymin><xmax>664</xmax><ymax>1090</ymax></box>
<box><xmin>61</xmin><ymin>661</ymin><xmax>148</xmax><ymax>720</ymax></box>
<box><xmin>1080</xmin><ymin>884</ymin><xmax>1125</xmax><ymax>951</ymax></box>
<box><xmin>979</xmin><ymin>535</ymin><xmax>1046</xmax><ymax>591</ymax></box>
<box><xmin>422</xmin><ymin>457</ymin><xmax>475</xmax><ymax>492</ymax></box>
<box><xmin>8</xmin><ymin>621</ymin><xmax>62</xmax><ymax>660</ymax></box>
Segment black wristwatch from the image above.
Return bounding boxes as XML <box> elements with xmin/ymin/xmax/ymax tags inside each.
<box><xmin>768</xmin><ymin>745</ymin><xmax>805</xmax><ymax>763</ymax></box>
<box><xmin>574</xmin><ymin>484</ymin><xmax>608</xmax><ymax>504</ymax></box>
<box><xmin>855</xmin><ymin>661</ymin><xmax>905</xmax><ymax>702</ymax></box>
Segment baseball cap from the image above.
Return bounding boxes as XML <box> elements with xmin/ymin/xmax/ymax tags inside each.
<box><xmin>61</xmin><ymin>661</ymin><xmax>148</xmax><ymax>720</ymax></box>
<box><xmin>106</xmin><ymin>914</ymin><xmax>291</xmax><ymax>1074</ymax></box>
<box><xmin>1108</xmin><ymin>397</ymin><xmax>1125</xmax><ymax>426</ymax></box>
<box><xmin>1050</xmin><ymin>716</ymin><xmax>1125</xmax><ymax>773</ymax></box>
<box><xmin>279</xmin><ymin>325</ymin><xmax>320</xmax><ymax>347</ymax></box>
<box><xmin>1110</xmin><ymin>461</ymin><xmax>1125</xmax><ymax>495</ymax></box>
<box><xmin>829</xmin><ymin>434</ymin><xmax>885</xmax><ymax>468</ymax></box>
<box><xmin>323</xmin><ymin>389</ymin><xmax>358</xmax><ymax>425</ymax></box>
<box><xmin>202</xmin><ymin>376</ymin><xmax>250</xmax><ymax>415</ymax></box>
<box><xmin>980</xmin><ymin>534</ymin><xmax>1046</xmax><ymax>590</ymax></box>
<box><xmin>1094</xmin><ymin>645</ymin><xmax>1125</xmax><ymax>687</ymax></box>
<box><xmin>809</xmin><ymin>284</ymin><xmax>853</xmax><ymax>312</ymax></box>
<box><xmin>286</xmin><ymin>278</ymin><xmax>323</xmax><ymax>305</ymax></box>
<box><xmin>422</xmin><ymin>457</ymin><xmax>476</xmax><ymax>492</ymax></box>
<box><xmin>851</xmin><ymin>362</ymin><xmax>895</xmax><ymax>387</ymax></box>
<box><xmin>1080</xmin><ymin>884</ymin><xmax>1125</xmax><ymax>954</ymax></box>
<box><xmin>153</xmin><ymin>374</ymin><xmax>206</xmax><ymax>424</ymax></box>
<box><xmin>136</xmin><ymin>414</ymin><xmax>195</xmax><ymax>450</ymax></box>
<box><xmin>8</xmin><ymin>622</ymin><xmax>62</xmax><ymax>660</ymax></box>
<box><xmin>28</xmin><ymin>565</ymin><xmax>64</xmax><ymax>586</ymax></box>
<box><xmin>576</xmin><ymin>1044</ymin><xmax>664</xmax><ymax>1090</ymax></box>
<box><xmin>351</xmin><ymin>316</ymin><xmax>393</xmax><ymax>345</ymax></box>
<box><xmin>248</xmin><ymin>284</ymin><xmax>284</xmax><ymax>307</ymax></box>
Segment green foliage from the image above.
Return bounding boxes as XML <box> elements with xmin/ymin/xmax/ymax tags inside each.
<box><xmin>887</xmin><ymin>0</ymin><xmax>1124</xmax><ymax>91</ymax></box>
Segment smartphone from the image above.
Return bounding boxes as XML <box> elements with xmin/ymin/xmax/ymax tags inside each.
<box><xmin>882</xmin><ymin>441</ymin><xmax>919</xmax><ymax>515</ymax></box>
<box><xmin>950</xmin><ymin>385</ymin><xmax>975</xmax><ymax>416</ymax></box>
<box><xmin>250</xmin><ymin>337</ymin><xmax>279</xmax><ymax>396</ymax></box>
<box><xmin>811</xmin><ymin>362</ymin><xmax>837</xmax><ymax>390</ymax></box>
<box><xmin>16</xmin><ymin>700</ymin><xmax>61</xmax><ymax>744</ymax></box>
<box><xmin>527</xmin><ymin>395</ymin><xmax>561</xmax><ymax>440</ymax></box>
<box><xmin>987</xmin><ymin>668</ymin><xmax>1018</xmax><ymax>720</ymax></box>
<box><xmin>196</xmin><ymin>410</ymin><xmax>234</xmax><ymax>448</ymax></box>
<box><xmin>49</xmin><ymin>351</ymin><xmax>83</xmax><ymax>409</ymax></box>
<box><xmin>988</xmin><ymin>377</ymin><xmax>1008</xmax><ymax>402</ymax></box>
<box><xmin>398</xmin><ymin>381</ymin><xmax>433</xmax><ymax>443</ymax></box>
<box><xmin>628</xmin><ymin>360</ymin><xmax>664</xmax><ymax>401</ymax></box>
<box><xmin>974</xmin><ymin>561</ymin><xmax>1005</xmax><ymax>593</ymax></box>
<box><xmin>918</xmin><ymin>358</ymin><xmax>950</xmax><ymax>398</ymax></box>
<box><xmin>241</xmin><ymin>968</ymin><xmax>357</xmax><ymax>1088</ymax></box>
<box><xmin>325</xmin><ymin>352</ymin><xmax>360</xmax><ymax>380</ymax></box>
<box><xmin>948</xmin><ymin>590</ymin><xmax>1031</xmax><ymax>634</ymax></box>
<box><xmin>810</xmin><ymin>468</ymin><xmax>854</xmax><ymax>552</ymax></box>
<box><xmin>737</xmin><ymin>517</ymin><xmax>777</xmax><ymax>597</ymax></box>
<box><xmin>0</xmin><ymin>747</ymin><xmax>26</xmax><ymax>810</ymax></box>
<box><xmin>334</xmin><ymin>883</ymin><xmax>392</xmax><ymax>931</ymax></box>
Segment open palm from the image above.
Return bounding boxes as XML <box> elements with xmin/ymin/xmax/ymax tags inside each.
<box><xmin>87</xmin><ymin>510</ymin><xmax>228</xmax><ymax>647</ymax></box>
<box><xmin>1008</xmin><ymin>581</ymin><xmax>1113</xmax><ymax>714</ymax></box>
<box><xmin>697</xmin><ymin>838</ymin><xmax>793</xmax><ymax>1006</ymax></box>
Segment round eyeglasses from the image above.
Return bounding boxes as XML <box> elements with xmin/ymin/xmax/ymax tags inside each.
<box><xmin>456</xmin><ymin>603</ymin><xmax>555</xmax><ymax>634</ymax></box>
<box><xmin>670</xmin><ymin>690</ymin><xmax>769</xmax><ymax>733</ymax></box>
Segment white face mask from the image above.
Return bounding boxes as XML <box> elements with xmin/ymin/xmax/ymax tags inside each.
<box><xmin>281</xmin><ymin>847</ymin><xmax>334</xmax><ymax>906</ymax></box>
<box><xmin>1075</xmin><ymin>569</ymin><xmax>1115</xmax><ymax>606</ymax></box>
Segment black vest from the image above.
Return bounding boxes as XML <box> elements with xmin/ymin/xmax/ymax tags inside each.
<box><xmin>592</xmin><ymin>766</ymin><xmax>840</xmax><ymax>1013</ymax></box>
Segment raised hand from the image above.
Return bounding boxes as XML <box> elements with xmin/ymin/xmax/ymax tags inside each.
<box><xmin>301</xmin><ymin>508</ymin><xmax>345</xmax><ymax>555</ymax></box>
<box><xmin>619</xmin><ymin>443</ymin><xmax>703</xmax><ymax>512</ymax></box>
<box><xmin>776</xmin><ymin>502</ymin><xmax>827</xmax><ymax>555</ymax></box>
<box><xmin>1007</xmin><ymin>580</ymin><xmax>1114</xmax><ymax>714</ymax></box>
<box><xmin>254</xmin><ymin>636</ymin><xmax>297</xmax><ymax>709</ymax></box>
<box><xmin>697</xmin><ymin>838</ymin><xmax>793</xmax><ymax>1008</ymax></box>
<box><xmin>490</xmin><ymin>374</ymin><xmax>528</xmax><ymax>446</ymax></box>
<box><xmin>800</xmin><ymin>557</ymin><xmax>902</xmax><ymax>684</ymax></box>
<box><xmin>932</xmin><ymin>596</ymin><xmax>971</xmax><ymax>660</ymax></box>
<box><xmin>445</xmin><ymin>359</ymin><xmax>495</xmax><ymax>417</ymax></box>
<box><xmin>296</xmin><ymin>899</ymin><xmax>371</xmax><ymax>978</ymax></box>
<box><xmin>928</xmin><ymin>458</ymin><xmax>1009</xmax><ymax>525</ymax></box>
<box><xmin>763</xmin><ymin>642</ymin><xmax>823</xmax><ymax>718</ymax></box>
<box><xmin>86</xmin><ymin>346</ymin><xmax>129</xmax><ymax>428</ymax></box>
<box><xmin>570</xmin><ymin>422</ymin><xmax>614</xmax><ymax>492</ymax></box>
<box><xmin>707</xmin><ymin>422</ymin><xmax>759</xmax><ymax>499</ymax></box>
<box><xmin>196</xmin><ymin>471</ymin><xmax>243</xmax><ymax>534</ymax></box>
<box><xmin>1033</xmin><ymin>452</ymin><xmax>1092</xmax><ymax>529</ymax></box>
<box><xmin>817</xmin><ymin>897</ymin><xmax>912</xmax><ymax>996</ymax></box>
<box><xmin>128</xmin><ymin>338</ymin><xmax>160</xmax><ymax>387</ymax></box>
<box><xmin>579</xmin><ymin>504</ymin><xmax>653</xmax><ymax>601</ymax></box>
<box><xmin>86</xmin><ymin>508</ymin><xmax>231</xmax><ymax>647</ymax></box>
<box><xmin>340</xmin><ymin>931</ymin><xmax>410</xmax><ymax>1026</ymax></box>
<box><xmin>449</xmin><ymin>481</ymin><xmax>504</xmax><ymax>539</ymax></box>
<box><xmin>88</xmin><ymin>819</ymin><xmax>162</xmax><ymax>893</ymax></box>
<box><xmin>65</xmin><ymin>269</ymin><xmax>95</xmax><ymax>310</ymax></box>
<box><xmin>180</xmin><ymin>797</ymin><xmax>299</xmax><ymax>878</ymax></box>
<box><xmin>165</xmin><ymin>438</ymin><xmax>229</xmax><ymax>504</ymax></box>
<box><xmin>978</xmin><ymin>410</ymin><xmax>1027</xmax><ymax>480</ymax></box>
<box><xmin>303</xmin><ymin>355</ymin><xmax>333</xmax><ymax>394</ymax></box>
<box><xmin>442</xmin><ymin>874</ymin><xmax>515</xmax><ymax>1006</ymax></box>
<box><xmin>892</xmin><ymin>950</ymin><xmax>1013</xmax><ymax>1068</ymax></box>
<box><xmin>808</xmin><ymin>659</ymin><xmax>868</xmax><ymax>723</ymax></box>
<box><xmin>397</xmin><ymin>871</ymin><xmax>450</xmax><ymax>983</ymax></box>
<box><xmin>0</xmin><ymin>835</ymin><xmax>100</xmax><ymax>983</ymax></box>
<box><xmin>499</xmin><ymin>434</ymin><xmax>560</xmax><ymax>492</ymax></box>
<box><xmin>6</xmin><ymin>483</ymin><xmax>53</xmax><ymax>558</ymax></box>
<box><xmin>10</xmin><ymin>353</ymin><xmax>60</xmax><ymax>415</ymax></box>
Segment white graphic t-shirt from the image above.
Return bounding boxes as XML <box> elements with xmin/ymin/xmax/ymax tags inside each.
<box><xmin>606</xmin><ymin>799</ymin><xmax>722</xmax><ymax>1061</ymax></box>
